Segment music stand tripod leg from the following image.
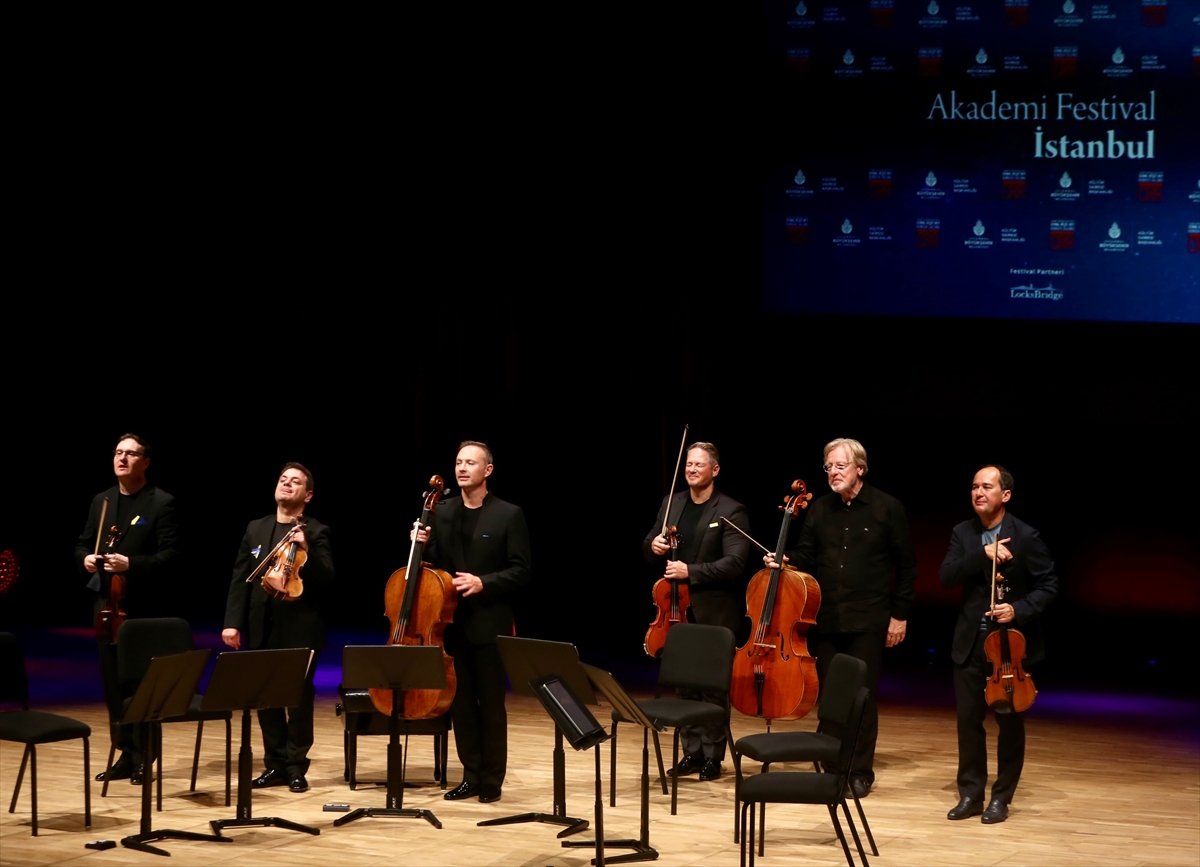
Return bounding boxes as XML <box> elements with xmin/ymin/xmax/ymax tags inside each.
<box><xmin>478</xmin><ymin>726</ymin><xmax>589</xmax><ymax>837</ymax></box>
<box><xmin>564</xmin><ymin>726</ymin><xmax>659</xmax><ymax>863</ymax></box>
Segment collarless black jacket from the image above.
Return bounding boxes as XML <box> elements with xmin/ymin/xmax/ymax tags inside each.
<box><xmin>641</xmin><ymin>489</ymin><xmax>750</xmax><ymax>589</ymax></box>
<box><xmin>223</xmin><ymin>513</ymin><xmax>335</xmax><ymax>650</ymax></box>
<box><xmin>75</xmin><ymin>484</ymin><xmax>180</xmax><ymax>609</ymax></box>
<box><xmin>938</xmin><ymin>511</ymin><xmax>1058</xmax><ymax>666</ymax></box>
<box><xmin>425</xmin><ymin>493</ymin><xmax>532</xmax><ymax>647</ymax></box>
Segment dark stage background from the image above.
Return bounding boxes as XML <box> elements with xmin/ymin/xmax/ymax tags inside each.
<box><xmin>4</xmin><ymin>7</ymin><xmax>1197</xmax><ymax>699</ymax></box>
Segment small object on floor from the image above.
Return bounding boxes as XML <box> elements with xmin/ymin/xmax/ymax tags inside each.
<box><xmin>981</xmin><ymin>799</ymin><xmax>1009</xmax><ymax>824</ymax></box>
<box><xmin>289</xmin><ymin>775</ymin><xmax>309</xmax><ymax>793</ymax></box>
<box><xmin>478</xmin><ymin>785</ymin><xmax>502</xmax><ymax>803</ymax></box>
<box><xmin>947</xmin><ymin>796</ymin><xmax>983</xmax><ymax>820</ymax></box>
<box><xmin>323</xmin><ymin>804</ymin><xmax>350</xmax><ymax>812</ymax></box>
<box><xmin>667</xmin><ymin>753</ymin><xmax>704</xmax><ymax>777</ymax></box>
<box><xmin>699</xmin><ymin>760</ymin><xmax>722</xmax><ymax>781</ymax></box>
<box><xmin>444</xmin><ymin>781</ymin><xmax>478</xmax><ymax>800</ymax></box>
<box><xmin>251</xmin><ymin>768</ymin><xmax>289</xmax><ymax>789</ymax></box>
<box><xmin>85</xmin><ymin>840</ymin><xmax>117</xmax><ymax>850</ymax></box>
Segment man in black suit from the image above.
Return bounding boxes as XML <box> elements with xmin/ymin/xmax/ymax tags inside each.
<box><xmin>765</xmin><ymin>437</ymin><xmax>917</xmax><ymax>798</ymax></box>
<box><xmin>222</xmin><ymin>462</ymin><xmax>334</xmax><ymax>793</ymax></box>
<box><xmin>414</xmin><ymin>441</ymin><xmax>532</xmax><ymax>804</ymax></box>
<box><xmin>939</xmin><ymin>465</ymin><xmax>1058</xmax><ymax>825</ymax></box>
<box><xmin>643</xmin><ymin>441</ymin><xmax>749</xmax><ymax>781</ymax></box>
<box><xmin>76</xmin><ymin>433</ymin><xmax>180</xmax><ymax>784</ymax></box>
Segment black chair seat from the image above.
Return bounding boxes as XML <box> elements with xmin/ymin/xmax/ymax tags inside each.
<box><xmin>614</xmin><ymin>698</ymin><xmax>726</xmax><ymax>729</ymax></box>
<box><xmin>737</xmin><ymin>731</ymin><xmax>839</xmax><ymax>765</ymax></box>
<box><xmin>0</xmin><ymin>711</ymin><xmax>92</xmax><ymax>745</ymax></box>
<box><xmin>336</xmin><ymin>687</ymin><xmax>450</xmax><ymax>789</ymax></box>
<box><xmin>739</xmin><ymin>769</ymin><xmax>842</xmax><ymax>804</ymax></box>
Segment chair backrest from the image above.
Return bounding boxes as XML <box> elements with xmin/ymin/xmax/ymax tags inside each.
<box><xmin>117</xmin><ymin>618</ymin><xmax>194</xmax><ymax>688</ymax></box>
<box><xmin>659</xmin><ymin>624</ymin><xmax>736</xmax><ymax>693</ymax></box>
<box><xmin>0</xmin><ymin>633</ymin><xmax>29</xmax><ymax>708</ymax></box>
<box><xmin>832</xmin><ymin>687</ymin><xmax>870</xmax><ymax>790</ymax></box>
<box><xmin>816</xmin><ymin>653</ymin><xmax>868</xmax><ymax>726</ymax></box>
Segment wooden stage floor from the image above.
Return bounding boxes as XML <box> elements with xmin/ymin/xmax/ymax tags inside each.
<box><xmin>2</xmin><ymin>692</ymin><xmax>1197</xmax><ymax>866</ymax></box>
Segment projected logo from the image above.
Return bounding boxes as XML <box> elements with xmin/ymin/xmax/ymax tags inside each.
<box><xmin>1051</xmin><ymin>171</ymin><xmax>1081</xmax><ymax>201</ymax></box>
<box><xmin>968</xmin><ymin>47</ymin><xmax>995</xmax><ymax>77</ymax></box>
<box><xmin>920</xmin><ymin>2</ymin><xmax>946</xmax><ymax>29</ymax></box>
<box><xmin>1138</xmin><ymin>172</ymin><xmax>1164</xmax><ymax>201</ymax></box>
<box><xmin>1142</xmin><ymin>1</ymin><xmax>1167</xmax><ymax>26</ymax></box>
<box><xmin>1005</xmin><ymin>0</ymin><xmax>1029</xmax><ymax>26</ymax></box>
<box><xmin>919</xmin><ymin>48</ymin><xmax>943</xmax><ymax>77</ymax></box>
<box><xmin>1190</xmin><ymin>178</ymin><xmax>1200</xmax><ymax>203</ymax></box>
<box><xmin>1193</xmin><ymin>46</ymin><xmax>1199</xmax><ymax>78</ymax></box>
<box><xmin>1002</xmin><ymin>170</ymin><xmax>1027</xmax><ymax>199</ymax></box>
<box><xmin>836</xmin><ymin>49</ymin><xmax>863</xmax><ymax>78</ymax></box>
<box><xmin>1101</xmin><ymin>222</ymin><xmax>1130</xmax><ymax>252</ymax></box>
<box><xmin>1053</xmin><ymin>47</ymin><xmax>1079</xmax><ymax>77</ymax></box>
<box><xmin>1050</xmin><ymin>219</ymin><xmax>1076</xmax><ymax>250</ymax></box>
<box><xmin>1105</xmin><ymin>47</ymin><xmax>1133</xmax><ymax>78</ymax></box>
<box><xmin>868</xmin><ymin>170</ymin><xmax>893</xmax><ymax>198</ymax></box>
<box><xmin>871</xmin><ymin>0</ymin><xmax>894</xmax><ymax>28</ymax></box>
<box><xmin>788</xmin><ymin>1</ymin><xmax>815</xmax><ymax>29</ymax></box>
<box><xmin>787</xmin><ymin>168</ymin><xmax>814</xmax><ymax>198</ymax></box>
<box><xmin>918</xmin><ymin>171</ymin><xmax>945</xmax><ymax>200</ymax></box>
<box><xmin>965</xmin><ymin>219</ymin><xmax>994</xmax><ymax>249</ymax></box>
<box><xmin>834</xmin><ymin>218</ymin><xmax>861</xmax><ymax>247</ymax></box>
<box><xmin>785</xmin><ymin>216</ymin><xmax>810</xmax><ymax>246</ymax></box>
<box><xmin>1054</xmin><ymin>0</ymin><xmax>1083</xmax><ymax>26</ymax></box>
<box><xmin>787</xmin><ymin>48</ymin><xmax>811</xmax><ymax>75</ymax></box>
<box><xmin>916</xmin><ymin>218</ymin><xmax>940</xmax><ymax>248</ymax></box>
<box><xmin>1188</xmin><ymin>223</ymin><xmax>1200</xmax><ymax>254</ymax></box>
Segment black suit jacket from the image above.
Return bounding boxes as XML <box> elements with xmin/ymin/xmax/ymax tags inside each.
<box><xmin>938</xmin><ymin>511</ymin><xmax>1058</xmax><ymax>666</ymax></box>
<box><xmin>641</xmin><ymin>489</ymin><xmax>750</xmax><ymax>588</ymax></box>
<box><xmin>223</xmin><ymin>514</ymin><xmax>334</xmax><ymax>650</ymax></box>
<box><xmin>75</xmin><ymin>484</ymin><xmax>180</xmax><ymax>612</ymax></box>
<box><xmin>426</xmin><ymin>493</ymin><xmax>531</xmax><ymax>647</ymax></box>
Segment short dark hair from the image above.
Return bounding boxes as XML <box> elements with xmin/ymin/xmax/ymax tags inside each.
<box><xmin>979</xmin><ymin>464</ymin><xmax>1014</xmax><ymax>494</ymax></box>
<box><xmin>116</xmin><ymin>432</ymin><xmax>152</xmax><ymax>459</ymax></box>
<box><xmin>458</xmin><ymin>440</ymin><xmax>494</xmax><ymax>466</ymax></box>
<box><xmin>281</xmin><ymin>462</ymin><xmax>314</xmax><ymax>491</ymax></box>
<box><xmin>687</xmin><ymin>442</ymin><xmax>720</xmax><ymax>468</ymax></box>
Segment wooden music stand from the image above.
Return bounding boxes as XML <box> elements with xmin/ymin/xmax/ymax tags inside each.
<box><xmin>332</xmin><ymin>645</ymin><xmax>447</xmax><ymax>829</ymax></box>
<box><xmin>118</xmin><ymin>649</ymin><xmax>231</xmax><ymax>857</ymax></box>
<box><xmin>200</xmin><ymin>649</ymin><xmax>318</xmax><ymax>838</ymax></box>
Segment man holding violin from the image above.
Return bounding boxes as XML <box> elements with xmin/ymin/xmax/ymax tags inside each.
<box><xmin>222</xmin><ymin>462</ymin><xmax>334</xmax><ymax>793</ymax></box>
<box><xmin>939</xmin><ymin>465</ymin><xmax>1058</xmax><ymax>824</ymax></box>
<box><xmin>643</xmin><ymin>441</ymin><xmax>749</xmax><ymax>782</ymax></box>
<box><xmin>77</xmin><ymin>433</ymin><xmax>180</xmax><ymax>785</ymax></box>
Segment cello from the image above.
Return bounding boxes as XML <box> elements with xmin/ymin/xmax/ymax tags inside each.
<box><xmin>369</xmin><ymin>476</ymin><xmax>458</xmax><ymax>719</ymax></box>
<box><xmin>94</xmin><ymin>498</ymin><xmax>127</xmax><ymax>643</ymax></box>
<box><xmin>730</xmin><ymin>480</ymin><xmax>821</xmax><ymax>722</ymax></box>
<box><xmin>644</xmin><ymin>424</ymin><xmax>691</xmax><ymax>658</ymax></box>
<box><xmin>984</xmin><ymin>542</ymin><xmax>1037</xmax><ymax>713</ymax></box>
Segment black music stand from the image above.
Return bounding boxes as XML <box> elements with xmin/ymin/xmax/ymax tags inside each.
<box><xmin>478</xmin><ymin>636</ymin><xmax>594</xmax><ymax>839</ymax></box>
<box><xmin>333</xmin><ymin>645</ymin><xmax>446</xmax><ymax>829</ymax></box>
<box><xmin>118</xmin><ymin>649</ymin><xmax>231</xmax><ymax>857</ymax></box>
<box><xmin>561</xmin><ymin>663</ymin><xmax>662</xmax><ymax>864</ymax></box>
<box><xmin>201</xmin><ymin>649</ymin><xmax>319</xmax><ymax>838</ymax></box>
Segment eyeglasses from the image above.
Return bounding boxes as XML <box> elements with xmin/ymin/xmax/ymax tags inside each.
<box><xmin>822</xmin><ymin>462</ymin><xmax>852</xmax><ymax>474</ymax></box>
<box><xmin>113</xmin><ymin>449</ymin><xmax>145</xmax><ymax>458</ymax></box>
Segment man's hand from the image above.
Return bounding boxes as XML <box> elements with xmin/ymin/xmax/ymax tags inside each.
<box><xmin>987</xmin><ymin>603</ymin><xmax>1015</xmax><ymax>624</ymax></box>
<box><xmin>984</xmin><ymin>537</ymin><xmax>1013</xmax><ymax>564</ymax></box>
<box><xmin>453</xmin><ymin>572</ymin><xmax>484</xmax><ymax>597</ymax></box>
<box><xmin>291</xmin><ymin>528</ymin><xmax>308</xmax><ymax>551</ymax></box>
<box><xmin>763</xmin><ymin>553</ymin><xmax>789</xmax><ymax>569</ymax></box>
<box><xmin>104</xmin><ymin>553</ymin><xmax>130</xmax><ymax>573</ymax></box>
<box><xmin>886</xmin><ymin>617</ymin><xmax>907</xmax><ymax>647</ymax></box>
<box><xmin>221</xmin><ymin>628</ymin><xmax>241</xmax><ymax>650</ymax></box>
<box><xmin>650</xmin><ymin>534</ymin><xmax>671</xmax><ymax>556</ymax></box>
<box><xmin>84</xmin><ymin>554</ymin><xmax>101</xmax><ymax>573</ymax></box>
<box><xmin>663</xmin><ymin>561</ymin><xmax>689</xmax><ymax>580</ymax></box>
<box><xmin>410</xmin><ymin>521</ymin><xmax>430</xmax><ymax>544</ymax></box>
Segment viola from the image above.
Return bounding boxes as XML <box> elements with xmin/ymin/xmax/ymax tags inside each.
<box><xmin>370</xmin><ymin>475</ymin><xmax>458</xmax><ymax>720</ymax></box>
<box><xmin>643</xmin><ymin>526</ymin><xmax>692</xmax><ymax>658</ymax></box>
<box><xmin>262</xmin><ymin>520</ymin><xmax>307</xmax><ymax>601</ymax></box>
<box><xmin>94</xmin><ymin>500</ymin><xmax>127</xmax><ymax>643</ymax></box>
<box><xmin>730</xmin><ymin>480</ymin><xmax>821</xmax><ymax>722</ymax></box>
<box><xmin>984</xmin><ymin>549</ymin><xmax>1036</xmax><ymax>713</ymax></box>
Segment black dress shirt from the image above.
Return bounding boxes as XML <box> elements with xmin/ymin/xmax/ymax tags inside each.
<box><xmin>786</xmin><ymin>482</ymin><xmax>917</xmax><ymax>633</ymax></box>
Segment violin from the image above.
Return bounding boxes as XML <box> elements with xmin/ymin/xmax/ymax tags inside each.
<box><xmin>94</xmin><ymin>498</ymin><xmax>127</xmax><ymax>642</ymax></box>
<box><xmin>984</xmin><ymin>544</ymin><xmax>1036</xmax><ymax>713</ymax></box>
<box><xmin>730</xmin><ymin>479</ymin><xmax>821</xmax><ymax>722</ymax></box>
<box><xmin>245</xmin><ymin>519</ymin><xmax>307</xmax><ymax>601</ymax></box>
<box><xmin>370</xmin><ymin>475</ymin><xmax>458</xmax><ymax>720</ymax></box>
<box><xmin>643</xmin><ymin>526</ymin><xmax>691</xmax><ymax>658</ymax></box>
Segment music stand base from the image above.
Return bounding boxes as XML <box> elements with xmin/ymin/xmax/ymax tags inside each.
<box><xmin>210</xmin><ymin>816</ymin><xmax>320</xmax><ymax>836</ymax></box>
<box><xmin>120</xmin><ymin>828</ymin><xmax>231</xmax><ymax>857</ymax></box>
<box><xmin>334</xmin><ymin>807</ymin><xmax>441</xmax><ymax>829</ymax></box>
<box><xmin>563</xmin><ymin>839</ymin><xmax>658</xmax><ymax>864</ymax></box>
<box><xmin>478</xmin><ymin>811</ymin><xmax>589</xmax><ymax>838</ymax></box>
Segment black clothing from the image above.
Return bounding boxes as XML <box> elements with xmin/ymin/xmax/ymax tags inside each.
<box><xmin>784</xmin><ymin>481</ymin><xmax>917</xmax><ymax>784</ymax></box>
<box><xmin>75</xmin><ymin>483</ymin><xmax>179</xmax><ymax>762</ymax></box>
<box><xmin>223</xmin><ymin>513</ymin><xmax>335</xmax><ymax>777</ymax></box>
<box><xmin>643</xmin><ymin>489</ymin><xmax>749</xmax><ymax>761</ymax></box>
<box><xmin>939</xmin><ymin>510</ymin><xmax>1058</xmax><ymax>804</ymax></box>
<box><xmin>426</xmin><ymin>493</ymin><xmax>531</xmax><ymax>789</ymax></box>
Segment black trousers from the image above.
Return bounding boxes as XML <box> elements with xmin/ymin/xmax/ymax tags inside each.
<box><xmin>97</xmin><ymin>634</ymin><xmax>140</xmax><ymax>762</ymax></box>
<box><xmin>678</xmin><ymin>589</ymin><xmax>739</xmax><ymax>762</ymax></box>
<box><xmin>258</xmin><ymin>648</ymin><xmax>319</xmax><ymax>778</ymax></box>
<box><xmin>814</xmin><ymin>630</ymin><xmax>884</xmax><ymax>784</ymax></box>
<box><xmin>953</xmin><ymin>634</ymin><xmax>1025</xmax><ymax>805</ymax></box>
<box><xmin>450</xmin><ymin>642</ymin><xmax>508</xmax><ymax>789</ymax></box>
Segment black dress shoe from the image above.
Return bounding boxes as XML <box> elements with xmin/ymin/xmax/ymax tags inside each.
<box><xmin>289</xmin><ymin>775</ymin><xmax>309</xmax><ymax>793</ymax></box>
<box><xmin>981</xmin><ymin>799</ymin><xmax>1009</xmax><ymax>824</ymax></box>
<box><xmin>667</xmin><ymin>754</ymin><xmax>704</xmax><ymax>777</ymax></box>
<box><xmin>130</xmin><ymin>764</ymin><xmax>145</xmax><ymax>786</ymax></box>
<box><xmin>699</xmin><ymin>760</ymin><xmax>722</xmax><ymax>781</ymax></box>
<box><xmin>96</xmin><ymin>753</ymin><xmax>134</xmax><ymax>781</ymax></box>
<box><xmin>444</xmin><ymin>781</ymin><xmax>478</xmax><ymax>800</ymax></box>
<box><xmin>849</xmin><ymin>777</ymin><xmax>872</xmax><ymax>799</ymax></box>
<box><xmin>252</xmin><ymin>769</ymin><xmax>288</xmax><ymax>789</ymax></box>
<box><xmin>947</xmin><ymin>796</ymin><xmax>983</xmax><ymax>820</ymax></box>
<box><xmin>478</xmin><ymin>785</ymin><xmax>502</xmax><ymax>803</ymax></box>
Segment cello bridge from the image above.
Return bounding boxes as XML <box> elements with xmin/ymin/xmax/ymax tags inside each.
<box><xmin>753</xmin><ymin>642</ymin><xmax>777</xmax><ymax>650</ymax></box>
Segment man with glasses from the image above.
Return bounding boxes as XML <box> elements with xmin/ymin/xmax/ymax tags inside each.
<box><xmin>76</xmin><ymin>433</ymin><xmax>180</xmax><ymax>785</ymax></box>
<box><xmin>765</xmin><ymin>437</ymin><xmax>916</xmax><ymax>798</ymax></box>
